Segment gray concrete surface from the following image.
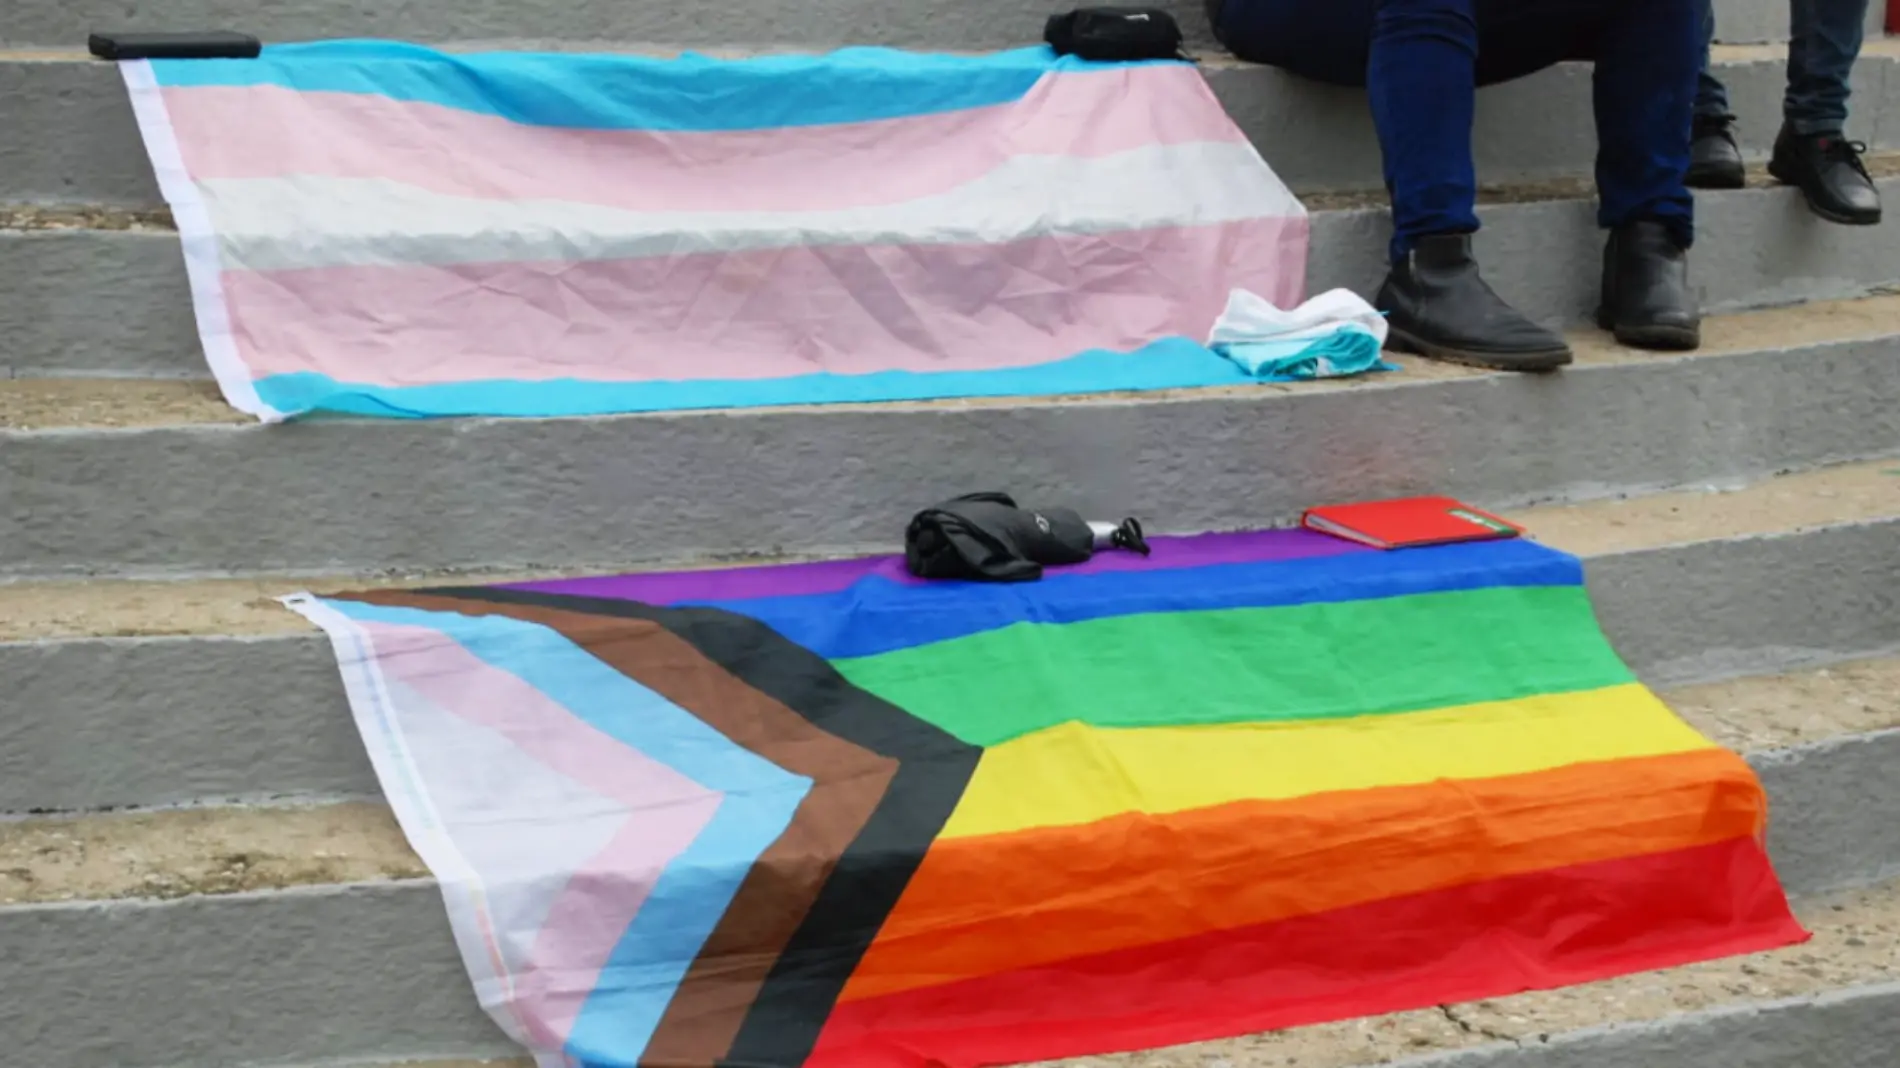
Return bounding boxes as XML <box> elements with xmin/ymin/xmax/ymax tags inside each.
<box><xmin>6</xmin><ymin>172</ymin><xmax>1900</xmax><ymax>381</ymax></box>
<box><xmin>5</xmin><ymin>0</ymin><xmax>1224</xmax><ymax>52</ymax></box>
<box><xmin>0</xmin><ymin>0</ymin><xmax>1872</xmax><ymax>50</ymax></box>
<box><xmin>6</xmin><ymin>332</ymin><xmax>1898</xmax><ymax>577</ymax></box>
<box><xmin>4</xmin><ymin>50</ymin><xmax>1897</xmax><ymax>207</ymax></box>
<box><xmin>1759</xmin><ymin>729</ymin><xmax>1900</xmax><ymax>897</ymax></box>
<box><xmin>7</xmin><ymin>520</ymin><xmax>1897</xmax><ymax>811</ymax></box>
<box><xmin>1394</xmin><ymin>981</ymin><xmax>1900</xmax><ymax>1068</ymax></box>
<box><xmin>1716</xmin><ymin>0</ymin><xmax>1895</xmax><ymax>43</ymax></box>
<box><xmin>2</xmin><ymin>732</ymin><xmax>1894</xmax><ymax>1068</ymax></box>
<box><xmin>0</xmin><ymin>882</ymin><xmax>516</xmax><ymax>1068</ymax></box>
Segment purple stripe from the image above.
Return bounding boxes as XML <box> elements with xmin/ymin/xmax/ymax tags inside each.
<box><xmin>506</xmin><ymin>529</ymin><xmax>1364</xmax><ymax>605</ymax></box>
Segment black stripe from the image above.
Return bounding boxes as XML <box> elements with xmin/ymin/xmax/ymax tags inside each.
<box><xmin>425</xmin><ymin>587</ymin><xmax>983</xmax><ymax>1068</ymax></box>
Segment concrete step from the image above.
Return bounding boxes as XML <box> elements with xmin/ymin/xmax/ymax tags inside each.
<box><xmin>3</xmin><ymin>758</ymin><xmax>1896</xmax><ymax>1068</ymax></box>
<box><xmin>290</xmin><ymin>980</ymin><xmax>1900</xmax><ymax>1068</ymax></box>
<box><xmin>5</xmin><ymin>43</ymin><xmax>1899</xmax><ymax>208</ymax></box>
<box><xmin>4</xmin><ymin>459</ymin><xmax>1897</xmax><ymax>812</ymax></box>
<box><xmin>4</xmin><ymin>297</ymin><xmax>1898</xmax><ymax>577</ymax></box>
<box><xmin>0</xmin><ymin>0</ymin><xmax>1881</xmax><ymax>53</ymax></box>
<box><xmin>8</xmin><ymin>158</ymin><xmax>1900</xmax><ymax>382</ymax></box>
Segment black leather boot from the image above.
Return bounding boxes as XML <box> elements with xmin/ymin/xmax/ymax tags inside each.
<box><xmin>1375</xmin><ymin>233</ymin><xmax>1572</xmax><ymax>372</ymax></box>
<box><xmin>1597</xmin><ymin>220</ymin><xmax>1700</xmax><ymax>350</ymax></box>
<box><xmin>1768</xmin><ymin>127</ymin><xmax>1882</xmax><ymax>225</ymax></box>
<box><xmin>1685</xmin><ymin>115</ymin><xmax>1745</xmax><ymax>190</ymax></box>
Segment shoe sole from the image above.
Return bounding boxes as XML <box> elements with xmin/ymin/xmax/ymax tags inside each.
<box><xmin>1384</xmin><ymin>325</ymin><xmax>1573</xmax><ymax>373</ymax></box>
<box><xmin>1684</xmin><ymin>165</ymin><xmax>1745</xmax><ymax>190</ymax></box>
<box><xmin>1594</xmin><ymin>311</ymin><xmax>1702</xmax><ymax>352</ymax></box>
<box><xmin>1766</xmin><ymin>160</ymin><xmax>1883</xmax><ymax>225</ymax></box>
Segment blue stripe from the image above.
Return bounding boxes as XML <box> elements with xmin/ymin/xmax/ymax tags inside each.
<box><xmin>324</xmin><ymin>600</ymin><xmax>809</xmax><ymax>1061</ymax></box>
<box><xmin>150</xmin><ymin>41</ymin><xmax>1168</xmax><ymax>131</ymax></box>
<box><xmin>685</xmin><ymin>538</ymin><xmax>1584</xmax><ymax>659</ymax></box>
<box><xmin>250</xmin><ymin>337</ymin><xmax>1359</xmax><ymax>419</ymax></box>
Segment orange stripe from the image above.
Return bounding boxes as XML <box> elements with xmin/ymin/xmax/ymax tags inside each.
<box><xmin>841</xmin><ymin>748</ymin><xmax>1765</xmax><ymax>1003</ymax></box>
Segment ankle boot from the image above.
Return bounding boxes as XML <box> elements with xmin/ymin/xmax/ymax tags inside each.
<box><xmin>1686</xmin><ymin>115</ymin><xmax>1745</xmax><ymax>190</ymax></box>
<box><xmin>1375</xmin><ymin>233</ymin><xmax>1572</xmax><ymax>372</ymax></box>
<box><xmin>1768</xmin><ymin>127</ymin><xmax>1882</xmax><ymax>225</ymax></box>
<box><xmin>1597</xmin><ymin>220</ymin><xmax>1700</xmax><ymax>350</ymax></box>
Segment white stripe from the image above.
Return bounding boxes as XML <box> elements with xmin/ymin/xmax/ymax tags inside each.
<box><xmin>119</xmin><ymin>61</ymin><xmax>281</xmax><ymax>422</ymax></box>
<box><xmin>195</xmin><ymin>140</ymin><xmax>1305</xmax><ymax>273</ymax></box>
<box><xmin>279</xmin><ymin>594</ymin><xmax>539</xmax><ymax>1048</ymax></box>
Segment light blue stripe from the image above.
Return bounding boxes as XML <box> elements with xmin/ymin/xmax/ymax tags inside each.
<box><xmin>149</xmin><ymin>41</ymin><xmax>1169</xmax><ymax>131</ymax></box>
<box><xmin>253</xmin><ymin>337</ymin><xmax>1382</xmax><ymax>419</ymax></box>
<box><xmin>323</xmin><ymin>599</ymin><xmax>809</xmax><ymax>1062</ymax></box>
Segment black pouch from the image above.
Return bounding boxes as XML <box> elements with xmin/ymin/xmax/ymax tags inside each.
<box><xmin>905</xmin><ymin>492</ymin><xmax>1096</xmax><ymax>583</ymax></box>
<box><xmin>88</xmin><ymin>31</ymin><xmax>262</xmax><ymax>60</ymax></box>
<box><xmin>1043</xmin><ymin>7</ymin><xmax>1188</xmax><ymax>62</ymax></box>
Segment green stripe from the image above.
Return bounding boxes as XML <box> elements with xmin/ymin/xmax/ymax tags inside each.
<box><xmin>831</xmin><ymin>585</ymin><xmax>1635</xmax><ymax>746</ymax></box>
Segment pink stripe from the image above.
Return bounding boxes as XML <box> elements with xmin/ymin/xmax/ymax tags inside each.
<box><xmin>225</xmin><ymin>218</ymin><xmax>1307</xmax><ymax>384</ymax></box>
<box><xmin>163</xmin><ymin>66</ymin><xmax>1244</xmax><ymax>213</ymax></box>
<box><xmin>359</xmin><ymin>620</ymin><xmax>723</xmax><ymax>1046</ymax></box>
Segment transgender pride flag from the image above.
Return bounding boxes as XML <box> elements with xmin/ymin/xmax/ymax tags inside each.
<box><xmin>121</xmin><ymin>42</ymin><xmax>1309</xmax><ymax>421</ymax></box>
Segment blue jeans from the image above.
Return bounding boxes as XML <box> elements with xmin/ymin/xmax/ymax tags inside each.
<box><xmin>1211</xmin><ymin>0</ymin><xmax>1698</xmax><ymax>262</ymax></box>
<box><xmin>1695</xmin><ymin>0</ymin><xmax>1869</xmax><ymax>134</ymax></box>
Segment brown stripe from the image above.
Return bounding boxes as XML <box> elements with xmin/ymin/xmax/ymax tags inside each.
<box><xmin>353</xmin><ymin>590</ymin><xmax>898</xmax><ymax>1065</ymax></box>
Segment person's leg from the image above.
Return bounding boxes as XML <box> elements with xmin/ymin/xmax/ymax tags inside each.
<box><xmin>1586</xmin><ymin>0</ymin><xmax>1697</xmax><ymax>246</ymax></box>
<box><xmin>1206</xmin><ymin>0</ymin><xmax>1371</xmax><ymax>83</ymax></box>
<box><xmin>1211</xmin><ymin>0</ymin><xmax>1570</xmax><ymax>370</ymax></box>
<box><xmin>1785</xmin><ymin>0</ymin><xmax>1865</xmax><ymax>134</ymax></box>
<box><xmin>1363</xmin><ymin>0</ymin><xmax>1481</xmax><ymax>262</ymax></box>
<box><xmin>1209</xmin><ymin>0</ymin><xmax>1493</xmax><ymax>261</ymax></box>
<box><xmin>1770</xmin><ymin>0</ymin><xmax>1881</xmax><ymax>222</ymax></box>
<box><xmin>1575</xmin><ymin>0</ymin><xmax>1702</xmax><ymax>348</ymax></box>
<box><xmin>1365</xmin><ymin>0</ymin><xmax>1571</xmax><ymax>370</ymax></box>
<box><xmin>1687</xmin><ymin>0</ymin><xmax>1745</xmax><ymax>189</ymax></box>
<box><xmin>1693</xmin><ymin>0</ymin><xmax>1731</xmax><ymax>122</ymax></box>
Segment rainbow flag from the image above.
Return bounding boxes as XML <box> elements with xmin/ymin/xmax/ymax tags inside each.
<box><xmin>289</xmin><ymin>530</ymin><xmax>1805</xmax><ymax>1068</ymax></box>
<box><xmin>121</xmin><ymin>43</ymin><xmax>1307</xmax><ymax>421</ymax></box>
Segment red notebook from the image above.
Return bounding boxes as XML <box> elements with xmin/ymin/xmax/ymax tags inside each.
<box><xmin>1301</xmin><ymin>496</ymin><xmax>1523</xmax><ymax>550</ymax></box>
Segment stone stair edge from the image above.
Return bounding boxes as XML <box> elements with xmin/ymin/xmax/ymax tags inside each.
<box><xmin>2</xmin><ymin>846</ymin><xmax>1894</xmax><ymax>1068</ymax></box>
<box><xmin>1</xmin><ymin>456</ymin><xmax>1896</xmax><ymax>636</ymax></box>
<box><xmin>7</xmin><ymin>646</ymin><xmax>1898</xmax><ymax>853</ymax></box>
<box><xmin>7</xmin><ymin>289</ymin><xmax>1900</xmax><ymax>430</ymax></box>
<box><xmin>9</xmin><ymin>152</ymin><xmax>1900</xmax><ymax>232</ymax></box>
<box><xmin>4</xmin><ymin>486</ymin><xmax>1897</xmax><ymax>810</ymax></box>
<box><xmin>8</xmin><ymin>40</ymin><xmax>1895</xmax><ymax>63</ymax></box>
<box><xmin>9</xmin><ymin>173</ymin><xmax>1900</xmax><ymax>383</ymax></box>
<box><xmin>3</xmin><ymin>45</ymin><xmax>1897</xmax><ymax>209</ymax></box>
<box><xmin>272</xmin><ymin>976</ymin><xmax>1900</xmax><ymax>1068</ymax></box>
<box><xmin>7</xmin><ymin>275</ymin><xmax>1900</xmax><ymax>429</ymax></box>
<box><xmin>0</xmin><ymin>0</ymin><xmax>1887</xmax><ymax>52</ymax></box>
<box><xmin>3</xmin><ymin>359</ymin><xmax>1896</xmax><ymax>577</ymax></box>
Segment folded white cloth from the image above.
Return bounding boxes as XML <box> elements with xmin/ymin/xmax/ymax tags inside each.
<box><xmin>1205</xmin><ymin>288</ymin><xmax>1392</xmax><ymax>380</ymax></box>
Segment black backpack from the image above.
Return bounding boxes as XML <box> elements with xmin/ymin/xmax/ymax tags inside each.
<box><xmin>1044</xmin><ymin>7</ymin><xmax>1190</xmax><ymax>62</ymax></box>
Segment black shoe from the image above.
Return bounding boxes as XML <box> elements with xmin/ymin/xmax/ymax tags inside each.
<box><xmin>1686</xmin><ymin>115</ymin><xmax>1745</xmax><ymax>190</ymax></box>
<box><xmin>1375</xmin><ymin>233</ymin><xmax>1572</xmax><ymax>372</ymax></box>
<box><xmin>1596</xmin><ymin>220</ymin><xmax>1700</xmax><ymax>350</ymax></box>
<box><xmin>1768</xmin><ymin>127</ymin><xmax>1882</xmax><ymax>225</ymax></box>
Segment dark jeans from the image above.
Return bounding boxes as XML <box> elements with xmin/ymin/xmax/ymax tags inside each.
<box><xmin>1210</xmin><ymin>0</ymin><xmax>1698</xmax><ymax>262</ymax></box>
<box><xmin>1695</xmin><ymin>0</ymin><xmax>1868</xmax><ymax>135</ymax></box>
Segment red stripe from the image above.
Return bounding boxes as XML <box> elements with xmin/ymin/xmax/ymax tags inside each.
<box><xmin>808</xmin><ymin>837</ymin><xmax>1806</xmax><ymax>1068</ymax></box>
<box><xmin>1889</xmin><ymin>0</ymin><xmax>1899</xmax><ymax>34</ymax></box>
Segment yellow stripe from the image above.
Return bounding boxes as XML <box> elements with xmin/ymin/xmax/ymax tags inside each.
<box><xmin>940</xmin><ymin>683</ymin><xmax>1714</xmax><ymax>839</ymax></box>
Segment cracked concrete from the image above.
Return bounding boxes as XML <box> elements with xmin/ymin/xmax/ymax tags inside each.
<box><xmin>1439</xmin><ymin>1005</ymin><xmax>1519</xmax><ymax>1046</ymax></box>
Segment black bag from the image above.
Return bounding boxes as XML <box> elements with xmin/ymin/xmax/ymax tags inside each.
<box><xmin>905</xmin><ymin>492</ymin><xmax>1097</xmax><ymax>583</ymax></box>
<box><xmin>1043</xmin><ymin>7</ymin><xmax>1188</xmax><ymax>62</ymax></box>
